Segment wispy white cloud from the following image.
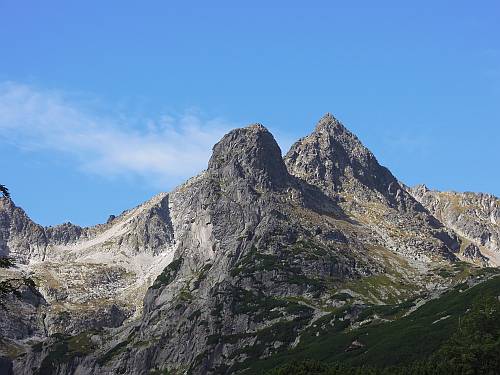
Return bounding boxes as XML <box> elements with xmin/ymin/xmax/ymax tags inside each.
<box><xmin>0</xmin><ymin>82</ymin><xmax>235</xmax><ymax>186</ymax></box>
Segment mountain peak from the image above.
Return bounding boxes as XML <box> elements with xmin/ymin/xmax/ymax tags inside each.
<box><xmin>6</xmin><ymin>114</ymin><xmax>491</xmax><ymax>375</ymax></box>
<box><xmin>245</xmin><ymin>122</ymin><xmax>268</xmax><ymax>132</ymax></box>
<box><xmin>208</xmin><ymin>123</ymin><xmax>289</xmax><ymax>189</ymax></box>
<box><xmin>285</xmin><ymin>114</ymin><xmax>415</xmax><ymax>210</ymax></box>
<box><xmin>315</xmin><ymin>112</ymin><xmax>345</xmax><ymax>133</ymax></box>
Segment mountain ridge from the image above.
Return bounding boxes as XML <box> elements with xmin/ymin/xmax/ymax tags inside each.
<box><xmin>1</xmin><ymin>114</ymin><xmax>498</xmax><ymax>374</ymax></box>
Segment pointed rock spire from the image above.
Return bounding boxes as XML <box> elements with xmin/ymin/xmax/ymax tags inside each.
<box><xmin>314</xmin><ymin>112</ymin><xmax>345</xmax><ymax>133</ymax></box>
<box><xmin>0</xmin><ymin>198</ymin><xmax>48</xmax><ymax>262</ymax></box>
<box><xmin>208</xmin><ymin>123</ymin><xmax>289</xmax><ymax>189</ymax></box>
<box><xmin>284</xmin><ymin>113</ymin><xmax>415</xmax><ymax>210</ymax></box>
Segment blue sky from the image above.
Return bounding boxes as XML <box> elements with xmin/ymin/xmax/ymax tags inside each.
<box><xmin>0</xmin><ymin>1</ymin><xmax>499</xmax><ymax>226</ymax></box>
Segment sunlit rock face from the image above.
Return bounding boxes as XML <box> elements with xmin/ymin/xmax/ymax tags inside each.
<box><xmin>1</xmin><ymin>114</ymin><xmax>496</xmax><ymax>375</ymax></box>
<box><xmin>0</xmin><ymin>193</ymin><xmax>177</xmax><ymax>352</ymax></box>
<box><xmin>409</xmin><ymin>184</ymin><xmax>500</xmax><ymax>266</ymax></box>
<box><xmin>285</xmin><ymin>114</ymin><xmax>459</xmax><ymax>261</ymax></box>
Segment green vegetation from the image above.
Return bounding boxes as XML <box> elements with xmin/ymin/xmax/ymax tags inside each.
<box><xmin>0</xmin><ymin>276</ymin><xmax>38</xmax><ymax>308</ymax></box>
<box><xmin>231</xmin><ymin>246</ymin><xmax>280</xmax><ymax>277</ymax></box>
<box><xmin>265</xmin><ymin>360</ymin><xmax>385</xmax><ymax>375</ymax></box>
<box><xmin>263</xmin><ymin>359</ymin><xmax>455</xmax><ymax>375</ymax></box>
<box><xmin>289</xmin><ymin>239</ymin><xmax>328</xmax><ymax>259</ymax></box>
<box><xmin>229</xmin><ymin>316</ymin><xmax>313</xmax><ymax>373</ymax></box>
<box><xmin>0</xmin><ymin>257</ymin><xmax>14</xmax><ymax>268</ymax></box>
<box><xmin>97</xmin><ymin>340</ymin><xmax>129</xmax><ymax>365</ymax></box>
<box><xmin>228</xmin><ymin>287</ymin><xmax>314</xmax><ymax>323</ymax></box>
<box><xmin>342</xmin><ymin>274</ymin><xmax>418</xmax><ymax>305</ymax></box>
<box><xmin>431</xmin><ymin>260</ymin><xmax>498</xmax><ymax>285</ymax></box>
<box><xmin>148</xmin><ymin>369</ymin><xmax>170</xmax><ymax>375</ymax></box>
<box><xmin>178</xmin><ymin>288</ymin><xmax>193</xmax><ymax>302</ymax></box>
<box><xmin>264</xmin><ymin>293</ymin><xmax>500</xmax><ymax>374</ymax></box>
<box><xmin>241</xmin><ymin>275</ymin><xmax>500</xmax><ymax>374</ymax></box>
<box><xmin>437</xmin><ymin>294</ymin><xmax>500</xmax><ymax>373</ymax></box>
<box><xmin>35</xmin><ymin>332</ymin><xmax>96</xmax><ymax>375</ymax></box>
<box><xmin>330</xmin><ymin>292</ymin><xmax>352</xmax><ymax>302</ymax></box>
<box><xmin>151</xmin><ymin>258</ymin><xmax>183</xmax><ymax>289</ymax></box>
<box><xmin>0</xmin><ymin>184</ymin><xmax>10</xmax><ymax>199</ymax></box>
<box><xmin>231</xmin><ymin>245</ymin><xmax>327</xmax><ymax>295</ymax></box>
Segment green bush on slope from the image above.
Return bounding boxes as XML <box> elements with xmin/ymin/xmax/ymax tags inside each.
<box><xmin>265</xmin><ymin>292</ymin><xmax>500</xmax><ymax>375</ymax></box>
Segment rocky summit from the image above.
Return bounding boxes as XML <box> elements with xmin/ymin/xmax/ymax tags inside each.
<box><xmin>0</xmin><ymin>114</ymin><xmax>499</xmax><ymax>375</ymax></box>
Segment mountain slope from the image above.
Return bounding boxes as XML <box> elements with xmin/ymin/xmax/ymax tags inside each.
<box><xmin>1</xmin><ymin>115</ymin><xmax>497</xmax><ymax>375</ymax></box>
<box><xmin>409</xmin><ymin>185</ymin><xmax>500</xmax><ymax>266</ymax></box>
<box><xmin>240</xmin><ymin>270</ymin><xmax>500</xmax><ymax>374</ymax></box>
<box><xmin>284</xmin><ymin>114</ymin><xmax>459</xmax><ymax>262</ymax></box>
<box><xmin>0</xmin><ymin>192</ymin><xmax>176</xmax><ymax>359</ymax></box>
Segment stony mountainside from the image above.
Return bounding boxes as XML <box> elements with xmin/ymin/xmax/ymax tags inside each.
<box><xmin>0</xmin><ymin>193</ymin><xmax>176</xmax><ymax>354</ymax></box>
<box><xmin>0</xmin><ymin>114</ymin><xmax>498</xmax><ymax>375</ymax></box>
<box><xmin>284</xmin><ymin>114</ymin><xmax>459</xmax><ymax>262</ymax></box>
<box><xmin>409</xmin><ymin>184</ymin><xmax>500</xmax><ymax>267</ymax></box>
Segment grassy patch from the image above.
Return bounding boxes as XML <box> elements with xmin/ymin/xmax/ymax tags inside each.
<box><xmin>240</xmin><ymin>275</ymin><xmax>500</xmax><ymax>374</ymax></box>
<box><xmin>289</xmin><ymin>240</ymin><xmax>328</xmax><ymax>259</ymax></box>
<box><xmin>229</xmin><ymin>316</ymin><xmax>313</xmax><ymax>373</ymax></box>
<box><xmin>228</xmin><ymin>287</ymin><xmax>314</xmax><ymax>323</ymax></box>
<box><xmin>231</xmin><ymin>245</ymin><xmax>328</xmax><ymax>296</ymax></box>
<box><xmin>97</xmin><ymin>339</ymin><xmax>129</xmax><ymax>366</ymax></box>
<box><xmin>151</xmin><ymin>258</ymin><xmax>183</xmax><ymax>289</ymax></box>
<box><xmin>35</xmin><ymin>332</ymin><xmax>96</xmax><ymax>374</ymax></box>
<box><xmin>342</xmin><ymin>274</ymin><xmax>417</xmax><ymax>304</ymax></box>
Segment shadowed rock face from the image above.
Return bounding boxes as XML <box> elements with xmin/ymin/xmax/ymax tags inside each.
<box><xmin>2</xmin><ymin>115</ymin><xmax>493</xmax><ymax>375</ymax></box>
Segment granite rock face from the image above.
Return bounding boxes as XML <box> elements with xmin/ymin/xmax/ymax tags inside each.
<box><xmin>208</xmin><ymin>124</ymin><xmax>289</xmax><ymax>190</ymax></box>
<box><xmin>1</xmin><ymin>114</ymin><xmax>497</xmax><ymax>374</ymax></box>
<box><xmin>0</xmin><ymin>193</ymin><xmax>177</xmax><ymax>363</ymax></box>
<box><xmin>409</xmin><ymin>185</ymin><xmax>500</xmax><ymax>266</ymax></box>
<box><xmin>0</xmin><ymin>199</ymin><xmax>48</xmax><ymax>263</ymax></box>
<box><xmin>462</xmin><ymin>243</ymin><xmax>490</xmax><ymax>266</ymax></box>
<box><xmin>285</xmin><ymin>114</ymin><xmax>459</xmax><ymax>261</ymax></box>
<box><xmin>285</xmin><ymin>114</ymin><xmax>406</xmax><ymax>207</ymax></box>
